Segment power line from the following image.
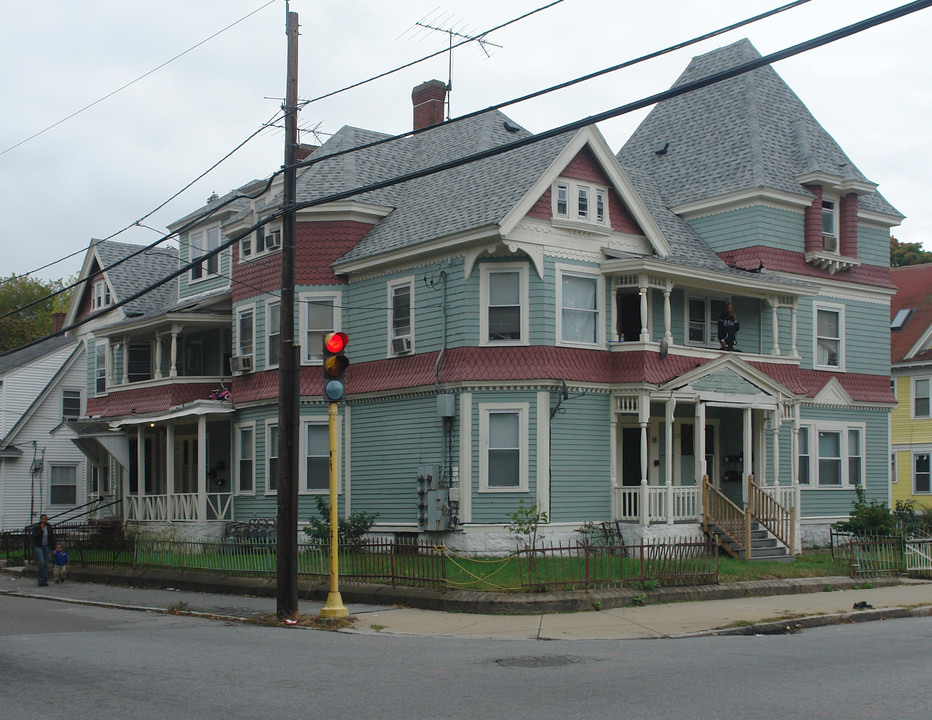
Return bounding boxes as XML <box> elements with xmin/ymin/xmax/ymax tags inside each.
<box><xmin>2</xmin><ymin>0</ymin><xmax>926</xmax><ymax>352</ymax></box>
<box><xmin>0</xmin><ymin>0</ymin><xmax>277</xmax><ymax>158</ymax></box>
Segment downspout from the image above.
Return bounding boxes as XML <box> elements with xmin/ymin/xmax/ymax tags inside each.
<box><xmin>434</xmin><ymin>270</ymin><xmax>449</xmax><ymax>489</ymax></box>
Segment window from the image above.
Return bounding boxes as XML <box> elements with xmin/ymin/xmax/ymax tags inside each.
<box><xmin>551</xmin><ymin>179</ymin><xmax>609</xmax><ymax>227</ymax></box>
<box><xmin>91</xmin><ymin>464</ymin><xmax>110</xmax><ymax>496</ymax></box>
<box><xmin>95</xmin><ymin>342</ymin><xmax>107</xmax><ymax>395</ymax></box>
<box><xmin>267</xmin><ymin>301</ymin><xmax>280</xmax><ymax>368</ymax></box>
<box><xmin>190</xmin><ymin>227</ymin><xmax>220</xmax><ymax>280</ymax></box>
<box><xmin>891</xmin><ymin>308</ymin><xmax>912</xmax><ymax>331</ymax></box>
<box><xmin>92</xmin><ymin>280</ymin><xmax>110</xmax><ymax>309</ymax></box>
<box><xmin>798</xmin><ymin>423</ymin><xmax>863</xmax><ymax>487</ymax></box>
<box><xmin>558</xmin><ymin>269</ymin><xmax>600</xmax><ymax>345</ymax></box>
<box><xmin>127</xmin><ymin>343</ymin><xmax>152</xmax><ymax>383</ymax></box>
<box><xmin>62</xmin><ymin>390</ymin><xmax>81</xmax><ymax>420</ymax></box>
<box><xmin>50</xmin><ymin>465</ymin><xmax>77</xmax><ymax>505</ymax></box>
<box><xmin>686</xmin><ymin>296</ymin><xmax>727</xmax><ymax>347</ymax></box>
<box><xmin>266</xmin><ymin>424</ymin><xmax>279</xmax><ymax>493</ymax></box>
<box><xmin>481</xmin><ymin>264</ymin><xmax>527</xmax><ymax>345</ymax></box>
<box><xmin>301</xmin><ymin>294</ymin><xmax>338</xmax><ymax>363</ymax></box>
<box><xmin>236</xmin><ymin>425</ymin><xmax>254</xmax><ymax>494</ymax></box>
<box><xmin>479</xmin><ymin>403</ymin><xmax>528</xmax><ymax>492</ymax></box>
<box><xmin>389</xmin><ymin>280</ymin><xmax>413</xmax><ymax>354</ymax></box>
<box><xmin>237</xmin><ymin>308</ymin><xmax>254</xmax><ymax>357</ymax></box>
<box><xmin>914</xmin><ymin>452</ymin><xmax>931</xmax><ymax>494</ymax></box>
<box><xmin>241</xmin><ymin>224</ymin><xmax>282</xmax><ymax>261</ymax></box>
<box><xmin>814</xmin><ymin>305</ymin><xmax>843</xmax><ymax>370</ymax></box>
<box><xmin>914</xmin><ymin>377</ymin><xmax>931</xmax><ymax>418</ymax></box>
<box><xmin>304</xmin><ymin>422</ymin><xmax>329</xmax><ymax>493</ymax></box>
<box><xmin>892</xmin><ymin>452</ymin><xmax>898</xmax><ymax>484</ymax></box>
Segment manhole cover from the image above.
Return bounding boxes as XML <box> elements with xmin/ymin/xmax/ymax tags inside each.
<box><xmin>495</xmin><ymin>656</ymin><xmax>582</xmax><ymax>668</ymax></box>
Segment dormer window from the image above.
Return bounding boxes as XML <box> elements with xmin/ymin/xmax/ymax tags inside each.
<box><xmin>240</xmin><ymin>223</ymin><xmax>282</xmax><ymax>262</ymax></box>
<box><xmin>190</xmin><ymin>226</ymin><xmax>220</xmax><ymax>281</ymax></box>
<box><xmin>92</xmin><ymin>280</ymin><xmax>111</xmax><ymax>309</ymax></box>
<box><xmin>551</xmin><ymin>179</ymin><xmax>610</xmax><ymax>229</ymax></box>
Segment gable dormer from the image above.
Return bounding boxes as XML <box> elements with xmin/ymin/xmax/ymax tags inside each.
<box><xmin>800</xmin><ymin>175</ymin><xmax>874</xmax><ymax>274</ymax></box>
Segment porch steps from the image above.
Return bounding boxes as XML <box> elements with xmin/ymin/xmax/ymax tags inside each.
<box><xmin>705</xmin><ymin>521</ymin><xmax>794</xmax><ymax>562</ymax></box>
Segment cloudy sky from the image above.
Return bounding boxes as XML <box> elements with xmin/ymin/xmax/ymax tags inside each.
<box><xmin>2</xmin><ymin>0</ymin><xmax>930</xmax><ymax>284</ymax></box>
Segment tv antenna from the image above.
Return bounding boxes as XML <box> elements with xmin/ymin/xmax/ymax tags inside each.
<box><xmin>400</xmin><ymin>8</ymin><xmax>503</xmax><ymax>120</ymax></box>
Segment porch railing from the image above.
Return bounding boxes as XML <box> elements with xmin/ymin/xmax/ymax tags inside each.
<box><xmin>125</xmin><ymin>493</ymin><xmax>233</xmax><ymax>522</ymax></box>
<box><xmin>615</xmin><ymin>484</ymin><xmax>701</xmax><ymax>524</ymax></box>
<box><xmin>702</xmin><ymin>479</ymin><xmax>750</xmax><ymax>558</ymax></box>
<box><xmin>747</xmin><ymin>478</ymin><xmax>795</xmax><ymax>553</ymax></box>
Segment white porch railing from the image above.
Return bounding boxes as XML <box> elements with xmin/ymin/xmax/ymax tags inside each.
<box><xmin>615</xmin><ymin>484</ymin><xmax>701</xmax><ymax>524</ymax></box>
<box><xmin>124</xmin><ymin>493</ymin><xmax>233</xmax><ymax>522</ymax></box>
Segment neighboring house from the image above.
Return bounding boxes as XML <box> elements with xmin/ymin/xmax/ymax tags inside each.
<box><xmin>66</xmin><ymin>39</ymin><xmax>899</xmax><ymax>553</ymax></box>
<box><xmin>890</xmin><ymin>264</ymin><xmax>932</xmax><ymax>510</ymax></box>
<box><xmin>0</xmin><ymin>334</ymin><xmax>87</xmax><ymax>530</ymax></box>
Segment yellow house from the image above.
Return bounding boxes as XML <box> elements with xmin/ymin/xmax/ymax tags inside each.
<box><xmin>891</xmin><ymin>264</ymin><xmax>932</xmax><ymax>510</ymax></box>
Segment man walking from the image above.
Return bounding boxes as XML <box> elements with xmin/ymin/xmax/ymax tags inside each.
<box><xmin>31</xmin><ymin>514</ymin><xmax>56</xmax><ymax>587</ymax></box>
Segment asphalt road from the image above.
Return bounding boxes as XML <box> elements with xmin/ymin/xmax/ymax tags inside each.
<box><xmin>2</xmin><ymin>594</ymin><xmax>930</xmax><ymax>720</ymax></box>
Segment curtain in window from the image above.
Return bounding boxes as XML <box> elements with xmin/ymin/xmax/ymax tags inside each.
<box><xmin>488</xmin><ymin>412</ymin><xmax>520</xmax><ymax>487</ymax></box>
<box><xmin>562</xmin><ymin>275</ymin><xmax>597</xmax><ymax>343</ymax></box>
<box><xmin>817</xmin><ymin>310</ymin><xmax>840</xmax><ymax>366</ymax></box>
<box><xmin>818</xmin><ymin>431</ymin><xmax>842</xmax><ymax>485</ymax></box>
<box><xmin>488</xmin><ymin>272</ymin><xmax>520</xmax><ymax>340</ymax></box>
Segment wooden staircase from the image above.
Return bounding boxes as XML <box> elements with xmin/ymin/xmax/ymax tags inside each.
<box><xmin>702</xmin><ymin>478</ymin><xmax>795</xmax><ymax>562</ymax></box>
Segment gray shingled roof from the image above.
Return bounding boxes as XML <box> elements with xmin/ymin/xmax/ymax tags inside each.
<box><xmin>0</xmin><ymin>335</ymin><xmax>76</xmax><ymax>376</ymax></box>
<box><xmin>617</xmin><ymin>39</ymin><xmax>901</xmax><ymax>218</ymax></box>
<box><xmin>281</xmin><ymin>111</ymin><xmax>576</xmax><ymax>265</ymax></box>
<box><xmin>94</xmin><ymin>240</ymin><xmax>179</xmax><ymax>318</ymax></box>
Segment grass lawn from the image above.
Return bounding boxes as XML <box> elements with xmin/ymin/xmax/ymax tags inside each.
<box><xmin>718</xmin><ymin>551</ymin><xmax>848</xmax><ymax>583</ymax></box>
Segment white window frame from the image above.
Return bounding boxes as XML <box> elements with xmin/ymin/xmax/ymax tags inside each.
<box><xmin>685</xmin><ymin>295</ymin><xmax>729</xmax><ymax>348</ymax></box>
<box><xmin>266</xmin><ymin>299</ymin><xmax>281</xmax><ymax>369</ymax></box>
<box><xmin>62</xmin><ymin>389</ymin><xmax>81</xmax><ymax>421</ymax></box>
<box><xmin>235</xmin><ymin>423</ymin><xmax>255</xmax><ymax>495</ymax></box>
<box><xmin>265</xmin><ymin>421</ymin><xmax>279</xmax><ymax>495</ymax></box>
<box><xmin>913</xmin><ymin>450</ymin><xmax>932</xmax><ymax>495</ymax></box>
<box><xmin>479</xmin><ymin>402</ymin><xmax>529</xmax><ymax>493</ymax></box>
<box><xmin>92</xmin><ymin>280</ymin><xmax>111</xmax><ymax>309</ymax></box>
<box><xmin>550</xmin><ymin>179</ymin><xmax>610</xmax><ymax>228</ymax></box>
<box><xmin>821</xmin><ymin>193</ymin><xmax>839</xmax><ymax>243</ymax></box>
<box><xmin>913</xmin><ymin>376</ymin><xmax>931</xmax><ymax>419</ymax></box>
<box><xmin>235</xmin><ymin>305</ymin><xmax>255</xmax><ymax>359</ymax></box>
<box><xmin>127</xmin><ymin>342</ymin><xmax>153</xmax><ymax>383</ymax></box>
<box><xmin>189</xmin><ymin>226</ymin><xmax>220</xmax><ymax>281</ymax></box>
<box><xmin>479</xmin><ymin>263</ymin><xmax>529</xmax><ymax>346</ymax></box>
<box><xmin>49</xmin><ymin>464</ymin><xmax>78</xmax><ymax>506</ymax></box>
<box><xmin>556</xmin><ymin>265</ymin><xmax>602</xmax><ymax>347</ymax></box>
<box><xmin>387</xmin><ymin>277</ymin><xmax>415</xmax><ymax>356</ymax></box>
<box><xmin>813</xmin><ymin>302</ymin><xmax>845</xmax><ymax>371</ymax></box>
<box><xmin>892</xmin><ymin>452</ymin><xmax>898</xmax><ymax>484</ymax></box>
<box><xmin>299</xmin><ymin>291</ymin><xmax>341</xmax><ymax>364</ymax></box>
<box><xmin>94</xmin><ymin>340</ymin><xmax>108</xmax><ymax>396</ymax></box>
<box><xmin>301</xmin><ymin>417</ymin><xmax>335</xmax><ymax>495</ymax></box>
<box><xmin>797</xmin><ymin>421</ymin><xmax>865</xmax><ymax>489</ymax></box>
<box><xmin>240</xmin><ymin>223</ymin><xmax>282</xmax><ymax>263</ymax></box>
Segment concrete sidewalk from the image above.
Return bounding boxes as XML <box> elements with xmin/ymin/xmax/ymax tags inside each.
<box><xmin>3</xmin><ymin>567</ymin><xmax>932</xmax><ymax>639</ymax></box>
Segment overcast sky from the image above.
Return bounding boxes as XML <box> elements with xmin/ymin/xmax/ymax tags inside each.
<box><xmin>2</xmin><ymin>0</ymin><xmax>930</xmax><ymax>284</ymax></box>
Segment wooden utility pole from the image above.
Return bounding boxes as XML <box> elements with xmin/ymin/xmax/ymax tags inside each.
<box><xmin>276</xmin><ymin>8</ymin><xmax>300</xmax><ymax>620</ymax></box>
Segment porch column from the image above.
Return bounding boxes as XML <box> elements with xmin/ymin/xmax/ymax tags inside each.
<box><xmin>770</xmin><ymin>299</ymin><xmax>781</xmax><ymax>356</ymax></box>
<box><xmin>169</xmin><ymin>327</ymin><xmax>179</xmax><ymax>379</ymax></box>
<box><xmin>662</xmin><ymin>285</ymin><xmax>673</xmax><ymax>345</ymax></box>
<box><xmin>791</xmin><ymin>404</ymin><xmax>801</xmax><ymax>553</ymax></box>
<box><xmin>610</xmin><ymin>411</ymin><xmax>618</xmax><ymax>520</ymax></box>
<box><xmin>790</xmin><ymin>302</ymin><xmax>799</xmax><ymax>358</ymax></box>
<box><xmin>771</xmin><ymin>409</ymin><xmax>781</xmax><ymax>489</ymax></box>
<box><xmin>696</xmin><ymin>399</ymin><xmax>706</xmax><ymax>516</ymax></box>
<box><xmin>665</xmin><ymin>396</ymin><xmax>676</xmax><ymax>524</ymax></box>
<box><xmin>122</xmin><ymin>339</ymin><xmax>129</xmax><ymax>385</ymax></box>
<box><xmin>639</xmin><ymin>277</ymin><xmax>649</xmax><ymax>342</ymax></box>
<box><xmin>108</xmin><ymin>342</ymin><xmax>116</xmax><ymax>387</ymax></box>
<box><xmin>154</xmin><ymin>334</ymin><xmax>163</xmax><ymax>380</ymax></box>
<box><xmin>639</xmin><ymin>394</ymin><xmax>649</xmax><ymax>526</ymax></box>
<box><xmin>197</xmin><ymin>415</ymin><xmax>208</xmax><ymax>521</ymax></box>
<box><xmin>136</xmin><ymin>425</ymin><xmax>145</xmax><ymax>514</ymax></box>
<box><xmin>166</xmin><ymin>422</ymin><xmax>175</xmax><ymax>519</ymax></box>
<box><xmin>743</xmin><ymin>407</ymin><xmax>753</xmax><ymax>497</ymax></box>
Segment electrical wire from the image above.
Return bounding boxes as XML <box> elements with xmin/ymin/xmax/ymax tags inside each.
<box><xmin>1</xmin><ymin>0</ymin><xmax>927</xmax><ymax>357</ymax></box>
<box><xmin>0</xmin><ymin>0</ymin><xmax>278</xmax><ymax>159</ymax></box>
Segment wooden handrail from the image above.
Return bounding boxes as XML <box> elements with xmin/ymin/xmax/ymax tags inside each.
<box><xmin>747</xmin><ymin>478</ymin><xmax>795</xmax><ymax>552</ymax></box>
<box><xmin>702</xmin><ymin>480</ymin><xmax>749</xmax><ymax>558</ymax></box>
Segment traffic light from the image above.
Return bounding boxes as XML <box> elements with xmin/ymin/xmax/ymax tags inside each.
<box><xmin>322</xmin><ymin>332</ymin><xmax>349</xmax><ymax>402</ymax></box>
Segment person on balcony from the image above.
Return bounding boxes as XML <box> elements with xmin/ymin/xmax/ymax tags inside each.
<box><xmin>717</xmin><ymin>303</ymin><xmax>739</xmax><ymax>351</ymax></box>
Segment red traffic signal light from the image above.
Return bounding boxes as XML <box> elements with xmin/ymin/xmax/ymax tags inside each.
<box><xmin>322</xmin><ymin>332</ymin><xmax>349</xmax><ymax>403</ymax></box>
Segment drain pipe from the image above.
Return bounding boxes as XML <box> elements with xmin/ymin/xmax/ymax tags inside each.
<box><xmin>433</xmin><ymin>270</ymin><xmax>448</xmax><ymax>487</ymax></box>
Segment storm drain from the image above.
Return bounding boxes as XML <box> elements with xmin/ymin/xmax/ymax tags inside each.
<box><xmin>495</xmin><ymin>656</ymin><xmax>582</xmax><ymax>668</ymax></box>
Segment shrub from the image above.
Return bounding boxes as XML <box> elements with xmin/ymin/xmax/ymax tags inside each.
<box><xmin>833</xmin><ymin>485</ymin><xmax>894</xmax><ymax>535</ymax></box>
<box><xmin>304</xmin><ymin>496</ymin><xmax>378</xmax><ymax>550</ymax></box>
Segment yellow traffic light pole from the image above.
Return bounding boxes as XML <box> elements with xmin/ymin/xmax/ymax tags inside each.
<box><xmin>320</xmin><ymin>402</ymin><xmax>348</xmax><ymax>618</ymax></box>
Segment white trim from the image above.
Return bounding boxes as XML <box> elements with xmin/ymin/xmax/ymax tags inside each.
<box><xmin>299</xmin><ymin>290</ymin><xmax>342</xmax><ymax>364</ymax></box>
<box><xmin>387</xmin><ymin>276</ymin><xmax>415</xmax><ymax>357</ymax></box>
<box><xmin>797</xmin><ymin>421</ymin><xmax>865</xmax><ymax>488</ymax></box>
<box><xmin>239</xmin><ymin>221</ymin><xmax>282</xmax><ymax>263</ymax></box>
<box><xmin>813</xmin><ymin>302</ymin><xmax>845</xmax><ymax>372</ymax></box>
<box><xmin>48</xmin><ymin>463</ymin><xmax>79</xmax><ymax>507</ymax></box>
<box><xmin>301</xmin><ymin>415</ymin><xmax>335</xmax><ymax>495</ymax></box>
<box><xmin>188</xmin><ymin>225</ymin><xmax>222</xmax><ymax>282</ymax></box>
<box><xmin>478</xmin><ymin>402</ymin><xmax>529</xmax><ymax>493</ymax></box>
<box><xmin>912</xmin><ymin>449</ymin><xmax>932</xmax><ymax>495</ymax></box>
<box><xmin>459</xmin><ymin>392</ymin><xmax>473</xmax><ymax>522</ymax></box>
<box><xmin>912</xmin><ymin>376</ymin><xmax>931</xmax><ymax>419</ymax></box>
<box><xmin>479</xmin><ymin>262</ymin><xmax>529</xmax><ymax>346</ymax></box>
<box><xmin>234</xmin><ymin>422</ymin><xmax>256</xmax><ymax>496</ymax></box>
<box><xmin>684</xmin><ymin>294</ymin><xmax>729</xmax><ymax>349</ymax></box>
<box><xmin>536</xmin><ymin>391</ymin><xmax>550</xmax><ymax>513</ymax></box>
<box><xmin>265</xmin><ymin>420</ymin><xmax>278</xmax><ymax>495</ymax></box>
<box><xmin>550</xmin><ymin>178</ymin><xmax>611</xmax><ymax>229</ymax></box>
<box><xmin>555</xmin><ymin>264</ymin><xmax>603</xmax><ymax>347</ymax></box>
<box><xmin>235</xmin><ymin>304</ymin><xmax>256</xmax><ymax>360</ymax></box>
<box><xmin>265</xmin><ymin>298</ymin><xmax>281</xmax><ymax>370</ymax></box>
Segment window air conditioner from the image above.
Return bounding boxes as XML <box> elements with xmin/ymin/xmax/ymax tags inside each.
<box><xmin>266</xmin><ymin>228</ymin><xmax>282</xmax><ymax>250</ymax></box>
<box><xmin>392</xmin><ymin>335</ymin><xmax>412</xmax><ymax>355</ymax></box>
<box><xmin>822</xmin><ymin>233</ymin><xmax>837</xmax><ymax>252</ymax></box>
<box><xmin>230</xmin><ymin>354</ymin><xmax>254</xmax><ymax>374</ymax></box>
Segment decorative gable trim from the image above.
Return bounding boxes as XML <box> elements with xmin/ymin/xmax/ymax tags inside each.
<box><xmin>660</xmin><ymin>353</ymin><xmax>793</xmax><ymax>400</ymax></box>
<box><xmin>499</xmin><ymin>126</ymin><xmax>672</xmax><ymax>258</ymax></box>
<box><xmin>811</xmin><ymin>377</ymin><xmax>855</xmax><ymax>407</ymax></box>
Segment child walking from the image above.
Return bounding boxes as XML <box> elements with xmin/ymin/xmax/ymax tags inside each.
<box><xmin>53</xmin><ymin>543</ymin><xmax>69</xmax><ymax>583</ymax></box>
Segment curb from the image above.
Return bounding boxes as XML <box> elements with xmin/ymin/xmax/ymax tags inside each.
<box><xmin>691</xmin><ymin>604</ymin><xmax>932</xmax><ymax>637</ymax></box>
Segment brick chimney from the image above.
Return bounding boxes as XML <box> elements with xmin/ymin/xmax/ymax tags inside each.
<box><xmin>412</xmin><ymin>80</ymin><xmax>447</xmax><ymax>131</ymax></box>
<box><xmin>52</xmin><ymin>312</ymin><xmax>66</xmax><ymax>333</ymax></box>
<box><xmin>297</xmin><ymin>143</ymin><xmax>318</xmax><ymax>161</ymax></box>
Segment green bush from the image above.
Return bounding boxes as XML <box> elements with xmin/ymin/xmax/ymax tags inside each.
<box><xmin>833</xmin><ymin>485</ymin><xmax>894</xmax><ymax>535</ymax></box>
<box><xmin>304</xmin><ymin>496</ymin><xmax>378</xmax><ymax>550</ymax></box>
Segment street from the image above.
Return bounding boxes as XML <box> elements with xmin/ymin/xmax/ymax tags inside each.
<box><xmin>1</xmin><ymin>594</ymin><xmax>930</xmax><ymax>719</ymax></box>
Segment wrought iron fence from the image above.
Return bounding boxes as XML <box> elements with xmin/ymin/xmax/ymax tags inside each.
<box><xmin>515</xmin><ymin>540</ymin><xmax>719</xmax><ymax>591</ymax></box>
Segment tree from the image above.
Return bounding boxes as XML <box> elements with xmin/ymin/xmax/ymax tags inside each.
<box><xmin>890</xmin><ymin>236</ymin><xmax>932</xmax><ymax>267</ymax></box>
<box><xmin>0</xmin><ymin>274</ymin><xmax>73</xmax><ymax>352</ymax></box>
